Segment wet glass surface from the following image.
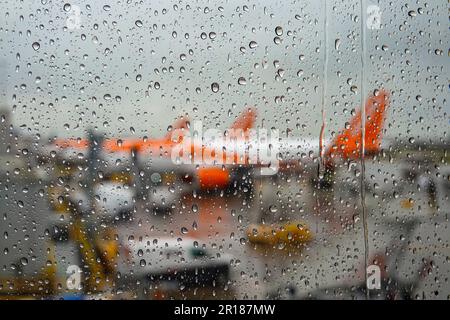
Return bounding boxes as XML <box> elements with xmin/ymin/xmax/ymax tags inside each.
<box><xmin>0</xmin><ymin>0</ymin><xmax>448</xmax><ymax>300</ymax></box>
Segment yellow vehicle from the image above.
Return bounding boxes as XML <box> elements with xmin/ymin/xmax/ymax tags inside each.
<box><xmin>246</xmin><ymin>221</ymin><xmax>313</xmax><ymax>247</ymax></box>
<box><xmin>47</xmin><ymin>186</ymin><xmax>118</xmax><ymax>295</ymax></box>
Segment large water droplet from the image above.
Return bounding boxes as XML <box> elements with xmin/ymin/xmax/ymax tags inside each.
<box><xmin>249</xmin><ymin>41</ymin><xmax>257</xmax><ymax>49</ymax></box>
<box><xmin>238</xmin><ymin>77</ymin><xmax>247</xmax><ymax>85</ymax></box>
<box><xmin>32</xmin><ymin>42</ymin><xmax>40</xmax><ymax>51</ymax></box>
<box><xmin>335</xmin><ymin>38</ymin><xmax>341</xmax><ymax>50</ymax></box>
<box><xmin>20</xmin><ymin>257</ymin><xmax>28</xmax><ymax>266</ymax></box>
<box><xmin>211</xmin><ymin>82</ymin><xmax>219</xmax><ymax>93</ymax></box>
<box><xmin>275</xmin><ymin>26</ymin><xmax>283</xmax><ymax>36</ymax></box>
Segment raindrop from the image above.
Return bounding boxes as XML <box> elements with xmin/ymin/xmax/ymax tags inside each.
<box><xmin>211</xmin><ymin>82</ymin><xmax>219</xmax><ymax>93</ymax></box>
<box><xmin>275</xmin><ymin>26</ymin><xmax>283</xmax><ymax>36</ymax></box>
<box><xmin>32</xmin><ymin>42</ymin><xmax>40</xmax><ymax>51</ymax></box>
<box><xmin>237</xmin><ymin>77</ymin><xmax>247</xmax><ymax>85</ymax></box>
<box><xmin>335</xmin><ymin>39</ymin><xmax>341</xmax><ymax>50</ymax></box>
<box><xmin>249</xmin><ymin>41</ymin><xmax>257</xmax><ymax>49</ymax></box>
<box><xmin>135</xmin><ymin>20</ymin><xmax>143</xmax><ymax>27</ymax></box>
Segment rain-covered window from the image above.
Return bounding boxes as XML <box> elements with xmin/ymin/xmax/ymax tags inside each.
<box><xmin>0</xmin><ymin>0</ymin><xmax>448</xmax><ymax>301</ymax></box>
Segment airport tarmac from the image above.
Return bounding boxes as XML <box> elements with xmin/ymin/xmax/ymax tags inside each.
<box><xmin>1</xmin><ymin>160</ymin><xmax>449</xmax><ymax>299</ymax></box>
<box><xmin>113</xmin><ymin>163</ymin><xmax>450</xmax><ymax>299</ymax></box>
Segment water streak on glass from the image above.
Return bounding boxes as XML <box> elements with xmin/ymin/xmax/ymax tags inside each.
<box><xmin>360</xmin><ymin>0</ymin><xmax>370</xmax><ymax>299</ymax></box>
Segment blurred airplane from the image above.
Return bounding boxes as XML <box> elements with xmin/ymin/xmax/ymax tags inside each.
<box><xmin>44</xmin><ymin>108</ymin><xmax>258</xmax><ymax>198</ymax></box>
<box><xmin>277</xmin><ymin>89</ymin><xmax>390</xmax><ymax>173</ymax></box>
<box><xmin>44</xmin><ymin>89</ymin><xmax>389</xmax><ymax>194</ymax></box>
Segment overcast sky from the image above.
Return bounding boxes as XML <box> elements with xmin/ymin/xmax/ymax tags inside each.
<box><xmin>0</xmin><ymin>0</ymin><xmax>448</xmax><ymax>144</ymax></box>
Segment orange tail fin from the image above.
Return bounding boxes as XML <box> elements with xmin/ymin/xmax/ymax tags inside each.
<box><xmin>230</xmin><ymin>107</ymin><xmax>257</xmax><ymax>132</ymax></box>
<box><xmin>325</xmin><ymin>89</ymin><xmax>389</xmax><ymax>163</ymax></box>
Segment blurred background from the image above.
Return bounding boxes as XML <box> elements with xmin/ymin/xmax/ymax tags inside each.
<box><xmin>0</xmin><ymin>0</ymin><xmax>448</xmax><ymax>299</ymax></box>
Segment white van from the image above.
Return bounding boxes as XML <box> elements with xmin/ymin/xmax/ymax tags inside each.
<box><xmin>120</xmin><ymin>238</ymin><xmax>232</xmax><ymax>288</ymax></box>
